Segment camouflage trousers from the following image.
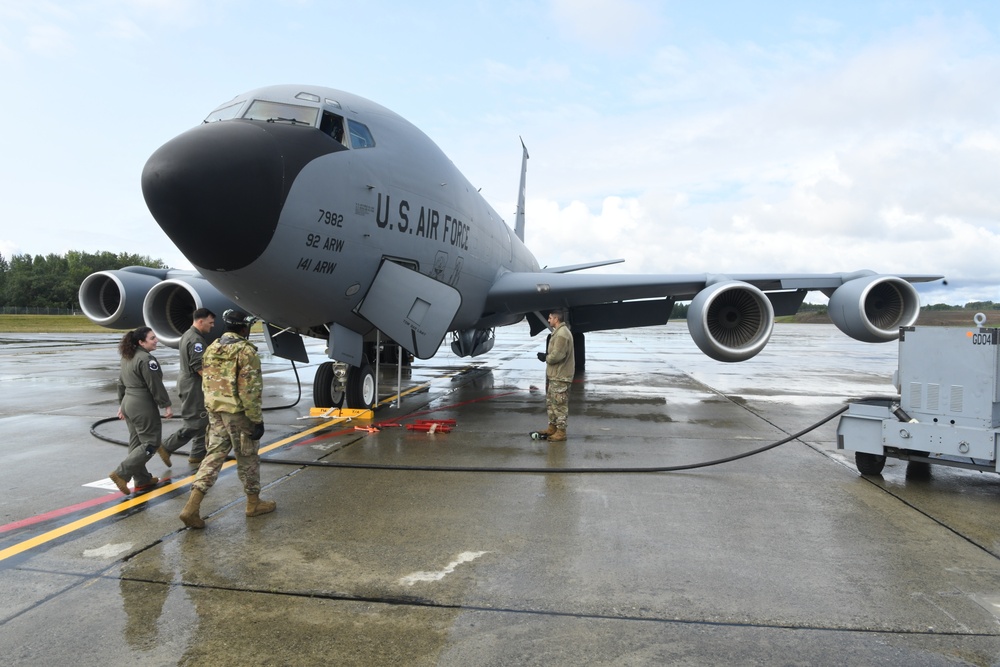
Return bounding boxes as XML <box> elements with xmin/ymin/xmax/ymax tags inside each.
<box><xmin>193</xmin><ymin>411</ymin><xmax>261</xmax><ymax>496</ymax></box>
<box><xmin>546</xmin><ymin>379</ymin><xmax>571</xmax><ymax>429</ymax></box>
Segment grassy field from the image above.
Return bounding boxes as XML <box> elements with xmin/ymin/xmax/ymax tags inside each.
<box><xmin>0</xmin><ymin>314</ymin><xmax>125</xmax><ymax>333</ymax></box>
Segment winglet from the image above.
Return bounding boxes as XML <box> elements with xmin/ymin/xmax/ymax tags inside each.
<box><xmin>514</xmin><ymin>137</ymin><xmax>528</xmax><ymax>242</ymax></box>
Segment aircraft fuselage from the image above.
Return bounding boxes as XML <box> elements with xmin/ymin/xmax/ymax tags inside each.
<box><xmin>142</xmin><ymin>85</ymin><xmax>537</xmax><ymax>354</ymax></box>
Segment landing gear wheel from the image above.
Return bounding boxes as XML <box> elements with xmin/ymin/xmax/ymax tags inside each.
<box><xmin>312</xmin><ymin>361</ymin><xmax>344</xmax><ymax>409</ymax></box>
<box><xmin>346</xmin><ymin>362</ymin><xmax>376</xmax><ymax>409</ymax></box>
<box><xmin>573</xmin><ymin>331</ymin><xmax>585</xmax><ymax>374</ymax></box>
<box><xmin>855</xmin><ymin>451</ymin><xmax>886</xmax><ymax>476</ymax></box>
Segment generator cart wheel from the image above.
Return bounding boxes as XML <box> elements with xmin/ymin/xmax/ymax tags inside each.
<box><xmin>855</xmin><ymin>451</ymin><xmax>887</xmax><ymax>476</ymax></box>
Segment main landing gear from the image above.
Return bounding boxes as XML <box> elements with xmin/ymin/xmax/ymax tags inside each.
<box><xmin>312</xmin><ymin>360</ymin><xmax>375</xmax><ymax>409</ymax></box>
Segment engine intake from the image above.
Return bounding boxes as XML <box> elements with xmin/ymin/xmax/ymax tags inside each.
<box><xmin>78</xmin><ymin>267</ymin><xmax>166</xmax><ymax>330</ymax></box>
<box><xmin>142</xmin><ymin>276</ymin><xmax>236</xmax><ymax>347</ymax></box>
<box><xmin>687</xmin><ymin>281</ymin><xmax>775</xmax><ymax>362</ymax></box>
<box><xmin>828</xmin><ymin>275</ymin><xmax>920</xmax><ymax>343</ymax></box>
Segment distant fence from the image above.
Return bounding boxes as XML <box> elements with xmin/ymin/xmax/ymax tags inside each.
<box><xmin>0</xmin><ymin>307</ymin><xmax>78</xmax><ymax>315</ymax></box>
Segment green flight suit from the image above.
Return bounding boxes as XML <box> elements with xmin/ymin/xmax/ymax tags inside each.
<box><xmin>162</xmin><ymin>326</ymin><xmax>209</xmax><ymax>459</ymax></box>
<box><xmin>114</xmin><ymin>349</ymin><xmax>171</xmax><ymax>486</ymax></box>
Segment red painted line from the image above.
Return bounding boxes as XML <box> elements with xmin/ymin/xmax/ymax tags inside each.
<box><xmin>0</xmin><ymin>474</ymin><xmax>179</xmax><ymax>535</ymax></box>
<box><xmin>0</xmin><ymin>493</ymin><xmax>120</xmax><ymax>534</ymax></box>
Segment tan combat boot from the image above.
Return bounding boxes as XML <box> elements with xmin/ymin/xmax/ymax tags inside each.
<box><xmin>549</xmin><ymin>428</ymin><xmax>567</xmax><ymax>442</ymax></box>
<box><xmin>540</xmin><ymin>423</ymin><xmax>557</xmax><ymax>436</ymax></box>
<box><xmin>246</xmin><ymin>494</ymin><xmax>277</xmax><ymax>517</ymax></box>
<box><xmin>157</xmin><ymin>446</ymin><xmax>172</xmax><ymax>467</ymax></box>
<box><xmin>109</xmin><ymin>471</ymin><xmax>130</xmax><ymax>495</ymax></box>
<box><xmin>179</xmin><ymin>489</ymin><xmax>206</xmax><ymax>529</ymax></box>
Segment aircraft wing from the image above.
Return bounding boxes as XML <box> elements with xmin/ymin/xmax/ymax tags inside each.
<box><xmin>482</xmin><ymin>269</ymin><xmax>943</xmax><ymax>361</ymax></box>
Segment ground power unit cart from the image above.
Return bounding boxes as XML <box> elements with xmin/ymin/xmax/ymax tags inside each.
<box><xmin>837</xmin><ymin>316</ymin><xmax>1000</xmax><ymax>476</ymax></box>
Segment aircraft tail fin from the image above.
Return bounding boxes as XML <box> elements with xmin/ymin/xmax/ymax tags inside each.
<box><xmin>514</xmin><ymin>137</ymin><xmax>528</xmax><ymax>241</ymax></box>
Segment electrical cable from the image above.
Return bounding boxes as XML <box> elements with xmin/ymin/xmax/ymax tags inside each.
<box><xmin>89</xmin><ymin>359</ymin><xmax>302</xmax><ymax>450</ymax></box>
<box><xmin>91</xmin><ymin>389</ymin><xmax>885</xmax><ymax>474</ymax></box>
<box><xmin>255</xmin><ymin>403</ymin><xmax>850</xmax><ymax>473</ymax></box>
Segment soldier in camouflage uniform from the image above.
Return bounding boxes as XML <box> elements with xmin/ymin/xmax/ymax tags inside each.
<box><xmin>158</xmin><ymin>307</ymin><xmax>215</xmax><ymax>466</ymax></box>
<box><xmin>179</xmin><ymin>310</ymin><xmax>275</xmax><ymax>529</ymax></box>
<box><xmin>110</xmin><ymin>327</ymin><xmax>173</xmax><ymax>495</ymax></box>
<box><xmin>536</xmin><ymin>309</ymin><xmax>575</xmax><ymax>442</ymax></box>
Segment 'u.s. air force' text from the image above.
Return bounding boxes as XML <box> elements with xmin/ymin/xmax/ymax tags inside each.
<box><xmin>376</xmin><ymin>193</ymin><xmax>469</xmax><ymax>251</ymax></box>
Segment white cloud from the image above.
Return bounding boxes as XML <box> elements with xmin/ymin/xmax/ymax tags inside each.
<box><xmin>25</xmin><ymin>23</ymin><xmax>73</xmax><ymax>56</ymax></box>
<box><xmin>102</xmin><ymin>17</ymin><xmax>148</xmax><ymax>41</ymax></box>
<box><xmin>549</xmin><ymin>0</ymin><xmax>663</xmax><ymax>55</ymax></box>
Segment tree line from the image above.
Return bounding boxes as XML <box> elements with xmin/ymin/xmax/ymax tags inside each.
<box><xmin>0</xmin><ymin>251</ymin><xmax>165</xmax><ymax>309</ymax></box>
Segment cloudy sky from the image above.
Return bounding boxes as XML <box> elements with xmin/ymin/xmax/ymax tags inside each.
<box><xmin>2</xmin><ymin>0</ymin><xmax>998</xmax><ymax>305</ymax></box>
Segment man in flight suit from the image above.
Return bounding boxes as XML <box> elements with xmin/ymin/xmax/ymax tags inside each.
<box><xmin>179</xmin><ymin>309</ymin><xmax>275</xmax><ymax>529</ymax></box>
<box><xmin>159</xmin><ymin>307</ymin><xmax>215</xmax><ymax>466</ymax></box>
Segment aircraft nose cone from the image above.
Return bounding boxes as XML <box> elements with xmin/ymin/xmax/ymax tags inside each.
<box><xmin>142</xmin><ymin>120</ymin><xmax>342</xmax><ymax>272</ymax></box>
<box><xmin>141</xmin><ymin>121</ymin><xmax>282</xmax><ymax>271</ymax></box>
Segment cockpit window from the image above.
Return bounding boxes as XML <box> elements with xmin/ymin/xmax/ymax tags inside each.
<box><xmin>242</xmin><ymin>100</ymin><xmax>319</xmax><ymax>126</ymax></box>
<box><xmin>320</xmin><ymin>111</ymin><xmax>346</xmax><ymax>145</ymax></box>
<box><xmin>348</xmin><ymin>120</ymin><xmax>375</xmax><ymax>149</ymax></box>
<box><xmin>204</xmin><ymin>101</ymin><xmax>244</xmax><ymax>123</ymax></box>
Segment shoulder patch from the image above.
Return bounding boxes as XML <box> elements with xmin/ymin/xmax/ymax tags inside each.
<box><xmin>148</xmin><ymin>359</ymin><xmax>160</xmax><ymax>372</ymax></box>
<box><xmin>194</xmin><ymin>342</ymin><xmax>204</xmax><ymax>353</ymax></box>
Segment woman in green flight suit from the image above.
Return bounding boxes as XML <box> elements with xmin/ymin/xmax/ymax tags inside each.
<box><xmin>109</xmin><ymin>327</ymin><xmax>173</xmax><ymax>495</ymax></box>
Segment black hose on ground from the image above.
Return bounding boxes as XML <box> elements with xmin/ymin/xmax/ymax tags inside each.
<box><xmin>92</xmin><ymin>397</ymin><xmax>876</xmax><ymax>474</ymax></box>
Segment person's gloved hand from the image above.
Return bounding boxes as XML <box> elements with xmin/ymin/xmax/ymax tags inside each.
<box><xmin>537</xmin><ymin>352</ymin><xmax>547</xmax><ymax>362</ymax></box>
<box><xmin>250</xmin><ymin>421</ymin><xmax>265</xmax><ymax>441</ymax></box>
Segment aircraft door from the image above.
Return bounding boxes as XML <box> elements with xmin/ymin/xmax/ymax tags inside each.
<box><xmin>357</xmin><ymin>260</ymin><xmax>462</xmax><ymax>359</ymax></box>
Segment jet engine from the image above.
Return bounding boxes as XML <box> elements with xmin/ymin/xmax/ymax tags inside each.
<box><xmin>142</xmin><ymin>276</ymin><xmax>237</xmax><ymax>347</ymax></box>
<box><xmin>78</xmin><ymin>267</ymin><xmax>168</xmax><ymax>331</ymax></box>
<box><xmin>451</xmin><ymin>328</ymin><xmax>495</xmax><ymax>357</ymax></box>
<box><xmin>687</xmin><ymin>281</ymin><xmax>775</xmax><ymax>362</ymax></box>
<box><xmin>828</xmin><ymin>275</ymin><xmax>920</xmax><ymax>343</ymax></box>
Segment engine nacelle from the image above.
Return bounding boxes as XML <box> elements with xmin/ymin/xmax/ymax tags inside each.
<box><xmin>78</xmin><ymin>267</ymin><xmax>167</xmax><ymax>330</ymax></box>
<box><xmin>451</xmin><ymin>328</ymin><xmax>495</xmax><ymax>357</ymax></box>
<box><xmin>687</xmin><ymin>281</ymin><xmax>775</xmax><ymax>362</ymax></box>
<box><xmin>828</xmin><ymin>275</ymin><xmax>920</xmax><ymax>343</ymax></box>
<box><xmin>142</xmin><ymin>276</ymin><xmax>237</xmax><ymax>347</ymax></box>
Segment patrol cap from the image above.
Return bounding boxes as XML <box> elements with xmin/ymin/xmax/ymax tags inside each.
<box><xmin>222</xmin><ymin>309</ymin><xmax>257</xmax><ymax>326</ymax></box>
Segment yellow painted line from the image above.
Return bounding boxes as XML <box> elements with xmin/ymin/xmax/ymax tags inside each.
<box><xmin>1</xmin><ymin>364</ymin><xmax>479</xmax><ymax>562</ymax></box>
<box><xmin>374</xmin><ymin>366</ymin><xmax>471</xmax><ymax>408</ymax></box>
<box><xmin>0</xmin><ymin>417</ymin><xmax>354</xmax><ymax>563</ymax></box>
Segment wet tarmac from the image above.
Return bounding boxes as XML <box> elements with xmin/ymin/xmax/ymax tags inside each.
<box><xmin>2</xmin><ymin>324</ymin><xmax>1000</xmax><ymax>665</ymax></box>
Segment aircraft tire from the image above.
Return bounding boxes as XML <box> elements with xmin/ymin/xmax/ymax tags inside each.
<box><xmin>346</xmin><ymin>362</ymin><xmax>376</xmax><ymax>409</ymax></box>
<box><xmin>312</xmin><ymin>361</ymin><xmax>344</xmax><ymax>409</ymax></box>
<box><xmin>573</xmin><ymin>332</ymin><xmax>585</xmax><ymax>374</ymax></box>
<box><xmin>855</xmin><ymin>451</ymin><xmax>886</xmax><ymax>476</ymax></box>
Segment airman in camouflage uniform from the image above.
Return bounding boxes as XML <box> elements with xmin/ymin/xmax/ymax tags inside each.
<box><xmin>179</xmin><ymin>310</ymin><xmax>275</xmax><ymax>529</ymax></box>
<box><xmin>109</xmin><ymin>327</ymin><xmax>173</xmax><ymax>495</ymax></box>
<box><xmin>159</xmin><ymin>307</ymin><xmax>215</xmax><ymax>467</ymax></box>
<box><xmin>537</xmin><ymin>309</ymin><xmax>575</xmax><ymax>442</ymax></box>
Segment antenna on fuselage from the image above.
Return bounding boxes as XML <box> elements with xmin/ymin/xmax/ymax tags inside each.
<box><xmin>514</xmin><ymin>137</ymin><xmax>528</xmax><ymax>242</ymax></box>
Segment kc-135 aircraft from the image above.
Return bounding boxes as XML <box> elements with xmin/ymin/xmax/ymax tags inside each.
<box><xmin>79</xmin><ymin>84</ymin><xmax>941</xmax><ymax>409</ymax></box>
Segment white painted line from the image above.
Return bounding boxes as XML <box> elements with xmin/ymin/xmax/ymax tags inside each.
<box><xmin>83</xmin><ymin>543</ymin><xmax>133</xmax><ymax>559</ymax></box>
<box><xmin>399</xmin><ymin>551</ymin><xmax>489</xmax><ymax>586</ymax></box>
<box><xmin>84</xmin><ymin>479</ymin><xmax>122</xmax><ymax>492</ymax></box>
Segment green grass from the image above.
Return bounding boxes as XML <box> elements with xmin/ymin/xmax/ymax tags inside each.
<box><xmin>0</xmin><ymin>314</ymin><xmax>267</xmax><ymax>334</ymax></box>
<box><xmin>0</xmin><ymin>314</ymin><xmax>125</xmax><ymax>333</ymax></box>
